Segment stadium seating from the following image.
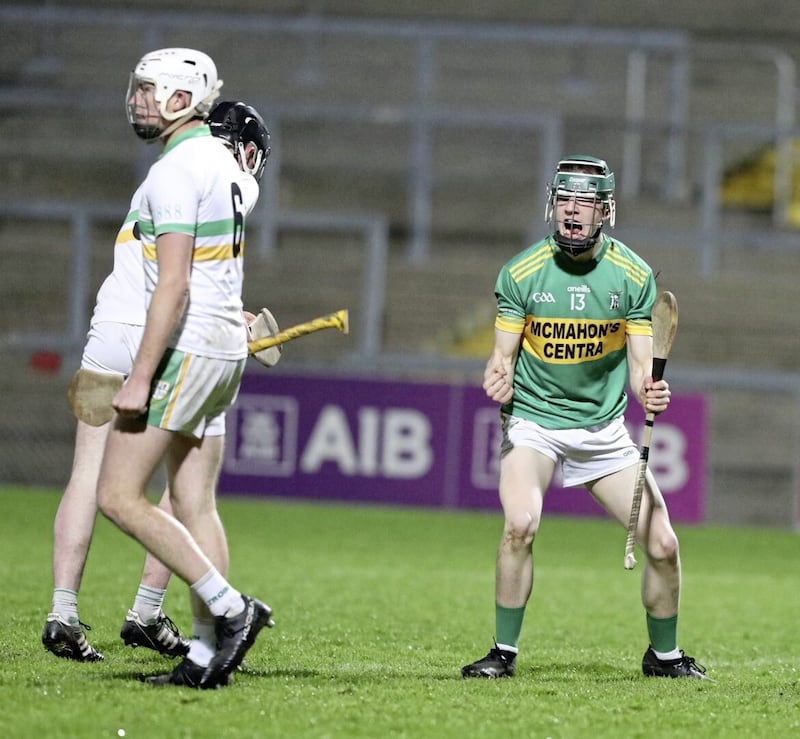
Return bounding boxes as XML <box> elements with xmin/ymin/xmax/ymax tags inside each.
<box><xmin>1</xmin><ymin>3</ymin><xmax>798</xmax><ymax>525</ymax></box>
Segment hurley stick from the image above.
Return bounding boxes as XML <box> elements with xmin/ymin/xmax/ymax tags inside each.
<box><xmin>247</xmin><ymin>308</ymin><xmax>349</xmax><ymax>355</ymax></box>
<box><xmin>69</xmin><ymin>309</ymin><xmax>350</xmax><ymax>427</ymax></box>
<box><xmin>623</xmin><ymin>290</ymin><xmax>679</xmax><ymax>570</ymax></box>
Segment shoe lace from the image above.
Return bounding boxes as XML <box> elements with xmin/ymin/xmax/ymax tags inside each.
<box><xmin>74</xmin><ymin>621</ymin><xmax>96</xmax><ymax>657</ymax></box>
<box><xmin>155</xmin><ymin>613</ymin><xmax>183</xmax><ymax>646</ymax></box>
<box><xmin>489</xmin><ymin>642</ymin><xmax>514</xmax><ymax>664</ymax></box>
<box><xmin>679</xmin><ymin>651</ymin><xmax>706</xmax><ymax>674</ymax></box>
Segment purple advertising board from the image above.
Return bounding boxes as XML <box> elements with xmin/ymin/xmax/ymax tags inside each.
<box><xmin>220</xmin><ymin>372</ymin><xmax>707</xmax><ymax>522</ymax></box>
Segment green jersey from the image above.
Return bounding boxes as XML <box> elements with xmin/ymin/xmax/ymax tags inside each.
<box><xmin>494</xmin><ymin>234</ymin><xmax>656</xmax><ymax>429</ymax></box>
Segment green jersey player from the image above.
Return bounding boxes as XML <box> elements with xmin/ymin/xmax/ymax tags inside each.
<box><xmin>461</xmin><ymin>155</ymin><xmax>709</xmax><ymax>681</ymax></box>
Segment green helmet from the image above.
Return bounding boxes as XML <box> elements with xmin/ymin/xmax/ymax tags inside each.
<box><xmin>545</xmin><ymin>154</ymin><xmax>616</xmax><ymax>256</ymax></box>
<box><xmin>551</xmin><ymin>155</ymin><xmax>615</xmax><ymax>200</ymax></box>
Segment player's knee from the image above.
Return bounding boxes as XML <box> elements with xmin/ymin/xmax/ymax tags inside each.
<box><xmin>504</xmin><ymin>510</ymin><xmax>539</xmax><ymax>546</ymax></box>
<box><xmin>97</xmin><ymin>487</ymin><xmax>118</xmax><ymax>522</ymax></box>
<box><xmin>97</xmin><ymin>487</ymin><xmax>132</xmax><ymax>532</ymax></box>
<box><xmin>645</xmin><ymin>528</ymin><xmax>679</xmax><ymax>564</ymax></box>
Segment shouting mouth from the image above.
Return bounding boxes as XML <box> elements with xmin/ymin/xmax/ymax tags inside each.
<box><xmin>562</xmin><ymin>220</ymin><xmax>585</xmax><ymax>239</ymax></box>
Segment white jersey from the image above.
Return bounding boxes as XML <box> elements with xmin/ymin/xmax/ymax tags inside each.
<box><xmin>137</xmin><ymin>125</ymin><xmax>259</xmax><ymax>360</ymax></box>
<box><xmin>89</xmin><ymin>184</ymin><xmax>147</xmax><ymax>327</ymax></box>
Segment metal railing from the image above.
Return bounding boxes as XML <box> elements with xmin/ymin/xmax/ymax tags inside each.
<box><xmin>1</xmin><ymin>5</ymin><xmax>692</xmax><ymax>264</ymax></box>
<box><xmin>0</xmin><ymin>200</ymin><xmax>389</xmax><ymax>361</ymax></box>
<box><xmin>1</xmin><ymin>6</ymin><xmax>797</xmax><ymax>269</ymax></box>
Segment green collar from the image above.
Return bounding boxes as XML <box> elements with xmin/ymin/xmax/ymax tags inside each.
<box><xmin>160</xmin><ymin>124</ymin><xmax>211</xmax><ymax>157</ymax></box>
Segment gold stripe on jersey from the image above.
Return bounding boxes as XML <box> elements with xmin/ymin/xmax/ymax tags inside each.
<box><xmin>115</xmin><ymin>211</ymin><xmax>138</xmax><ymax>245</ymax></box>
<box><xmin>142</xmin><ymin>243</ymin><xmax>244</xmax><ymax>262</ymax></box>
<box><xmin>161</xmin><ymin>352</ymin><xmax>192</xmax><ymax>428</ymax></box>
<box><xmin>192</xmin><ymin>243</ymin><xmax>245</xmax><ymax>261</ymax></box>
<box><xmin>522</xmin><ymin>315</ymin><xmax>627</xmax><ymax>364</ymax></box>
<box><xmin>495</xmin><ymin>314</ymin><xmax>526</xmax><ymax>333</ymax></box>
<box><xmin>115</xmin><ymin>225</ymin><xmax>136</xmax><ymax>245</ymax></box>
<box><xmin>508</xmin><ymin>244</ymin><xmax>555</xmax><ymax>282</ymax></box>
<box><xmin>603</xmin><ymin>249</ymin><xmax>650</xmax><ymax>287</ymax></box>
<box><xmin>626</xmin><ymin>318</ymin><xmax>653</xmax><ymax>336</ymax></box>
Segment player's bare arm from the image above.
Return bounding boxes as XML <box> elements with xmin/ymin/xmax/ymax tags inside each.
<box><xmin>627</xmin><ymin>333</ymin><xmax>670</xmax><ymax>414</ymax></box>
<box><xmin>113</xmin><ymin>232</ymin><xmax>192</xmax><ymax>417</ymax></box>
<box><xmin>483</xmin><ymin>328</ymin><xmax>521</xmax><ymax>404</ymax></box>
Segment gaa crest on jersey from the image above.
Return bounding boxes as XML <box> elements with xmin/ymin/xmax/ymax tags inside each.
<box><xmin>608</xmin><ymin>291</ymin><xmax>621</xmax><ymax>310</ymax></box>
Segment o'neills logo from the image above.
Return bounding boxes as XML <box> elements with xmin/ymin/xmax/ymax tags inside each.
<box><xmin>523</xmin><ymin>316</ymin><xmax>625</xmax><ymax>363</ymax></box>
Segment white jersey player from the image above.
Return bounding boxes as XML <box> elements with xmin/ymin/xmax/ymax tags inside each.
<box><xmin>43</xmin><ymin>89</ymin><xmax>274</xmax><ymax>673</ymax></box>
<box><xmin>94</xmin><ymin>48</ymin><xmax>275</xmax><ymax>690</ymax></box>
<box><xmin>138</xmin><ymin>129</ymin><xmax>256</xmax><ymax>362</ymax></box>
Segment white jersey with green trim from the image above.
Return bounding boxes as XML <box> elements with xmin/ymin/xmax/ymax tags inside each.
<box><xmin>494</xmin><ymin>234</ymin><xmax>656</xmax><ymax>430</ymax></box>
<box><xmin>89</xmin><ymin>184</ymin><xmax>147</xmax><ymax>327</ymax></box>
<box><xmin>137</xmin><ymin>125</ymin><xmax>259</xmax><ymax>360</ymax></box>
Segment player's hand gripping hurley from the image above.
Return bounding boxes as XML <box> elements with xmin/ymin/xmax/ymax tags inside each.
<box><xmin>623</xmin><ymin>291</ymin><xmax>679</xmax><ymax>570</ymax></box>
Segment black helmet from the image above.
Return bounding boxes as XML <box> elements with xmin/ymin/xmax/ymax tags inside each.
<box><xmin>208</xmin><ymin>100</ymin><xmax>271</xmax><ymax>182</ymax></box>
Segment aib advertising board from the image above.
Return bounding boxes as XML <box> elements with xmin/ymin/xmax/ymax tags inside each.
<box><xmin>219</xmin><ymin>372</ymin><xmax>706</xmax><ymax>522</ymax></box>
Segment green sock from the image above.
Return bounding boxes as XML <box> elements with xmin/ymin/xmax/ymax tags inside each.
<box><xmin>495</xmin><ymin>604</ymin><xmax>526</xmax><ymax>649</ymax></box>
<box><xmin>646</xmin><ymin>613</ymin><xmax>678</xmax><ymax>653</ymax></box>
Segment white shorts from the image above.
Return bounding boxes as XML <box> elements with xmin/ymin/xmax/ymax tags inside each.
<box><xmin>81</xmin><ymin>321</ymin><xmax>143</xmax><ymax>375</ymax></box>
<box><xmin>500</xmin><ymin>413</ymin><xmax>639</xmax><ymax>487</ymax></box>
<box><xmin>146</xmin><ymin>348</ymin><xmax>245</xmax><ymax>439</ymax></box>
<box><xmin>81</xmin><ymin>322</ymin><xmax>227</xmax><ymax>437</ymax></box>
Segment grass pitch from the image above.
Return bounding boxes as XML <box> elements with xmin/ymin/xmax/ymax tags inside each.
<box><xmin>2</xmin><ymin>486</ymin><xmax>799</xmax><ymax>738</ymax></box>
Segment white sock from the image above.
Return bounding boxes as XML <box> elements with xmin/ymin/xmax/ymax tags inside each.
<box><xmin>187</xmin><ymin>617</ymin><xmax>216</xmax><ymax>667</ymax></box>
<box><xmin>190</xmin><ymin>568</ymin><xmax>243</xmax><ymax>618</ymax></box>
<box><xmin>653</xmin><ymin>647</ymin><xmax>682</xmax><ymax>661</ymax></box>
<box><xmin>132</xmin><ymin>585</ymin><xmax>166</xmax><ymax>624</ymax></box>
<box><xmin>51</xmin><ymin>588</ymin><xmax>79</xmax><ymax>625</ymax></box>
<box><xmin>495</xmin><ymin>643</ymin><xmax>519</xmax><ymax>655</ymax></box>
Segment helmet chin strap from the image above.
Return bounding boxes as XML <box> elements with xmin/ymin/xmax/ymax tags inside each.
<box><xmin>237</xmin><ymin>142</ymin><xmax>264</xmax><ymax>178</ymax></box>
<box><xmin>130</xmin><ymin>103</ymin><xmax>197</xmax><ymax>143</ymax></box>
<box><xmin>156</xmin><ymin>111</ymin><xmax>198</xmax><ymax>142</ymax></box>
<box><xmin>553</xmin><ymin>226</ymin><xmax>603</xmax><ymax>257</ymax></box>
<box><xmin>153</xmin><ymin>84</ymin><xmax>223</xmax><ymax>142</ymax></box>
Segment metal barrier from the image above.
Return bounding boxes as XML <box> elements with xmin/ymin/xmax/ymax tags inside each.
<box><xmin>1</xmin><ymin>6</ymin><xmax>797</xmax><ymax>268</ymax></box>
<box><xmin>0</xmin><ymin>201</ymin><xmax>389</xmax><ymax>361</ymax></box>
<box><xmin>0</xmin><ymin>4</ymin><xmax>691</xmax><ymax>263</ymax></box>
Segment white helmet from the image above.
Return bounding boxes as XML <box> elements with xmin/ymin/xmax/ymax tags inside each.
<box><xmin>126</xmin><ymin>47</ymin><xmax>223</xmax><ymax>140</ymax></box>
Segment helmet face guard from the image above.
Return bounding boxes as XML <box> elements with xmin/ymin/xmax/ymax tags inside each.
<box><xmin>545</xmin><ymin>155</ymin><xmax>616</xmax><ymax>257</ymax></box>
<box><xmin>126</xmin><ymin>48</ymin><xmax>223</xmax><ymax>141</ymax></box>
<box><xmin>208</xmin><ymin>101</ymin><xmax>271</xmax><ymax>182</ymax></box>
